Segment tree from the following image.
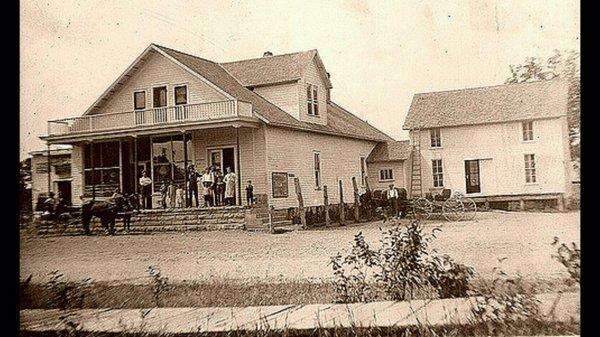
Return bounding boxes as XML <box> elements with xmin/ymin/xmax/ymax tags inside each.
<box><xmin>505</xmin><ymin>50</ymin><xmax>580</xmax><ymax>160</ymax></box>
<box><xmin>20</xmin><ymin>158</ymin><xmax>32</xmax><ymax>215</ymax></box>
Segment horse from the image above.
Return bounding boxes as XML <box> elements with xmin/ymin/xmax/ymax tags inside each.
<box><xmin>81</xmin><ymin>195</ymin><xmax>133</xmax><ymax>235</ymax></box>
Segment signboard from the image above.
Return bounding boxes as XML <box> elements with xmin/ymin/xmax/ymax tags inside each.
<box><xmin>272</xmin><ymin>172</ymin><xmax>289</xmax><ymax>198</ymax></box>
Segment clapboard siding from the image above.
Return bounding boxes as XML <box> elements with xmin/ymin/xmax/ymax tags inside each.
<box><xmin>265</xmin><ymin>126</ymin><xmax>377</xmax><ymax>209</ymax></box>
<box><xmin>96</xmin><ymin>51</ymin><xmax>227</xmax><ymax>115</ymax></box>
<box><xmin>298</xmin><ymin>58</ymin><xmax>328</xmax><ymax>125</ymax></box>
<box><xmin>253</xmin><ymin>83</ymin><xmax>300</xmax><ymax>119</ymax></box>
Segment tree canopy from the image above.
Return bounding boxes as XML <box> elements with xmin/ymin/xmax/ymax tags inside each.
<box><xmin>505</xmin><ymin>50</ymin><xmax>580</xmax><ymax>159</ymax></box>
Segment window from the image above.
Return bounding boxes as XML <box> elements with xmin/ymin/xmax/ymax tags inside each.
<box><xmin>83</xmin><ymin>142</ymin><xmax>121</xmax><ymax>195</ymax></box>
<box><xmin>432</xmin><ymin>159</ymin><xmax>444</xmax><ymax>187</ymax></box>
<box><xmin>314</xmin><ymin>152</ymin><xmax>321</xmax><ymax>188</ymax></box>
<box><xmin>379</xmin><ymin>169</ymin><xmax>394</xmax><ymax>181</ymax></box>
<box><xmin>174</xmin><ymin>85</ymin><xmax>188</xmax><ymax>105</ymax></box>
<box><xmin>524</xmin><ymin>154</ymin><xmax>536</xmax><ymax>183</ymax></box>
<box><xmin>307</xmin><ymin>84</ymin><xmax>319</xmax><ymax>115</ymax></box>
<box><xmin>522</xmin><ymin>121</ymin><xmax>534</xmax><ymax>141</ymax></box>
<box><xmin>134</xmin><ymin>91</ymin><xmax>146</xmax><ymax>110</ymax></box>
<box><xmin>152</xmin><ymin>135</ymin><xmax>186</xmax><ymax>188</ymax></box>
<box><xmin>153</xmin><ymin>86</ymin><xmax>167</xmax><ymax>108</ymax></box>
<box><xmin>360</xmin><ymin>157</ymin><xmax>367</xmax><ymax>186</ymax></box>
<box><xmin>430</xmin><ymin>128</ymin><xmax>442</xmax><ymax>148</ymax></box>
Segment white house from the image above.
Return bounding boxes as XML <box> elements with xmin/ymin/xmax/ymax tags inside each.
<box><xmin>403</xmin><ymin>79</ymin><xmax>572</xmax><ymax>209</ymax></box>
<box><xmin>41</xmin><ymin>44</ymin><xmax>393</xmax><ymax>210</ymax></box>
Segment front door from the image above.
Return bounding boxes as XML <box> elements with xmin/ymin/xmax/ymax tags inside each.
<box><xmin>465</xmin><ymin>160</ymin><xmax>481</xmax><ymax>194</ymax></box>
<box><xmin>207</xmin><ymin>147</ymin><xmax>239</xmax><ymax>204</ymax></box>
<box><xmin>56</xmin><ymin>181</ymin><xmax>72</xmax><ymax>206</ymax></box>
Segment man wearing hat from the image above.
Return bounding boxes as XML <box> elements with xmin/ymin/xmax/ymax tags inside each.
<box><xmin>187</xmin><ymin>165</ymin><xmax>199</xmax><ymax>207</ymax></box>
<box><xmin>139</xmin><ymin>170</ymin><xmax>153</xmax><ymax>209</ymax></box>
<box><xmin>386</xmin><ymin>183</ymin><xmax>400</xmax><ymax>218</ymax></box>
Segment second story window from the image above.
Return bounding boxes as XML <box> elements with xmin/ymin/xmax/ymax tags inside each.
<box><xmin>432</xmin><ymin>159</ymin><xmax>444</xmax><ymax>187</ymax></box>
<box><xmin>134</xmin><ymin>91</ymin><xmax>146</xmax><ymax>110</ymax></box>
<box><xmin>307</xmin><ymin>84</ymin><xmax>319</xmax><ymax>116</ymax></box>
<box><xmin>314</xmin><ymin>152</ymin><xmax>321</xmax><ymax>188</ymax></box>
<box><xmin>174</xmin><ymin>85</ymin><xmax>188</xmax><ymax>105</ymax></box>
<box><xmin>524</xmin><ymin>154</ymin><xmax>536</xmax><ymax>183</ymax></box>
<box><xmin>522</xmin><ymin>121</ymin><xmax>534</xmax><ymax>141</ymax></box>
<box><xmin>153</xmin><ymin>86</ymin><xmax>167</xmax><ymax>108</ymax></box>
<box><xmin>430</xmin><ymin>128</ymin><xmax>442</xmax><ymax>148</ymax></box>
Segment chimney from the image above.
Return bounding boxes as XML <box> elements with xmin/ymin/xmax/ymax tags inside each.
<box><xmin>263</xmin><ymin>51</ymin><xmax>273</xmax><ymax>57</ymax></box>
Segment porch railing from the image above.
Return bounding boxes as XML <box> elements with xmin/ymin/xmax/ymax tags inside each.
<box><xmin>47</xmin><ymin>100</ymin><xmax>253</xmax><ymax>136</ymax></box>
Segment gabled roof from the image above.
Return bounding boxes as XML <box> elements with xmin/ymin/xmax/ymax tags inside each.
<box><xmin>403</xmin><ymin>79</ymin><xmax>569</xmax><ymax>130</ymax></box>
<box><xmin>366</xmin><ymin>140</ymin><xmax>412</xmax><ymax>163</ymax></box>
<box><xmin>220</xmin><ymin>50</ymin><xmax>333</xmax><ymax>88</ymax></box>
<box><xmin>82</xmin><ymin>43</ymin><xmax>392</xmax><ymax>142</ymax></box>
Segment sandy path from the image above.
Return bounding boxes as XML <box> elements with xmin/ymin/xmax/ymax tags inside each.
<box><xmin>20</xmin><ymin>211</ymin><xmax>579</xmax><ymax>283</ymax></box>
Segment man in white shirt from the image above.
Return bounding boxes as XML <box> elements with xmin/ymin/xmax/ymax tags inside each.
<box><xmin>139</xmin><ymin>170</ymin><xmax>153</xmax><ymax>209</ymax></box>
<box><xmin>386</xmin><ymin>184</ymin><xmax>400</xmax><ymax>218</ymax></box>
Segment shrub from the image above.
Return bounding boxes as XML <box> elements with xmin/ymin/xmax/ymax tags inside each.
<box><xmin>147</xmin><ymin>266</ymin><xmax>170</xmax><ymax>307</ymax></box>
<box><xmin>471</xmin><ymin>266</ymin><xmax>542</xmax><ymax>334</ymax></box>
<box><xmin>330</xmin><ymin>219</ymin><xmax>474</xmax><ymax>303</ymax></box>
<box><xmin>551</xmin><ymin>237</ymin><xmax>580</xmax><ymax>284</ymax></box>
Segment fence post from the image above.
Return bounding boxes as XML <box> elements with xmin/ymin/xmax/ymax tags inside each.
<box><xmin>339</xmin><ymin>179</ymin><xmax>346</xmax><ymax>225</ymax></box>
<box><xmin>294</xmin><ymin>177</ymin><xmax>307</xmax><ymax>229</ymax></box>
<box><xmin>268</xmin><ymin>205</ymin><xmax>275</xmax><ymax>234</ymax></box>
<box><xmin>323</xmin><ymin>185</ymin><xmax>330</xmax><ymax>226</ymax></box>
<box><xmin>352</xmin><ymin>177</ymin><xmax>360</xmax><ymax>222</ymax></box>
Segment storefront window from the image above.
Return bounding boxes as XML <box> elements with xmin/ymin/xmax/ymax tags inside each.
<box><xmin>151</xmin><ymin>135</ymin><xmax>186</xmax><ymax>190</ymax></box>
<box><xmin>83</xmin><ymin>141</ymin><xmax>121</xmax><ymax>196</ymax></box>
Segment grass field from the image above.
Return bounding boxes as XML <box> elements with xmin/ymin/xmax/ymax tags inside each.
<box><xmin>20</xmin><ymin>210</ymin><xmax>580</xmax><ymax>284</ymax></box>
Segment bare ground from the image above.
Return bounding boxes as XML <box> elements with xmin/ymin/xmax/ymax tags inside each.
<box><xmin>20</xmin><ymin>211</ymin><xmax>579</xmax><ymax>284</ymax></box>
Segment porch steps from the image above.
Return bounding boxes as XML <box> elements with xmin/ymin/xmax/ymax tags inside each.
<box><xmin>34</xmin><ymin>206</ymin><xmax>248</xmax><ymax>236</ymax></box>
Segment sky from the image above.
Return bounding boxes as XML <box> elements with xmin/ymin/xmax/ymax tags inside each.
<box><xmin>20</xmin><ymin>0</ymin><xmax>579</xmax><ymax>159</ymax></box>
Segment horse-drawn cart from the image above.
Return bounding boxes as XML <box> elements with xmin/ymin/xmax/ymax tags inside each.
<box><xmin>411</xmin><ymin>189</ymin><xmax>477</xmax><ymax>221</ymax></box>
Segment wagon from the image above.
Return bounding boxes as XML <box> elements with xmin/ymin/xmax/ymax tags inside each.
<box><xmin>411</xmin><ymin>189</ymin><xmax>477</xmax><ymax>221</ymax></box>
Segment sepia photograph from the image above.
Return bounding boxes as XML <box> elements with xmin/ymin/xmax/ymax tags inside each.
<box><xmin>19</xmin><ymin>1</ymin><xmax>580</xmax><ymax>336</ymax></box>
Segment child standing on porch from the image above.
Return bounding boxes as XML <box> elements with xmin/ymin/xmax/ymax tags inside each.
<box><xmin>167</xmin><ymin>180</ymin><xmax>177</xmax><ymax>208</ymax></box>
<box><xmin>160</xmin><ymin>181</ymin><xmax>168</xmax><ymax>209</ymax></box>
<box><xmin>175</xmin><ymin>184</ymin><xmax>184</xmax><ymax>208</ymax></box>
<box><xmin>245</xmin><ymin>180</ymin><xmax>254</xmax><ymax>207</ymax></box>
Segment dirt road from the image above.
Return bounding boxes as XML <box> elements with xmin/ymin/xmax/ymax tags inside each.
<box><xmin>20</xmin><ymin>211</ymin><xmax>579</xmax><ymax>283</ymax></box>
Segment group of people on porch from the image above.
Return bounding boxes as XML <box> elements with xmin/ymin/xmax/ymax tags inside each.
<box><xmin>137</xmin><ymin>165</ymin><xmax>253</xmax><ymax>209</ymax></box>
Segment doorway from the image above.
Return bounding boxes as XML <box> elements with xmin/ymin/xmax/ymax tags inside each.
<box><xmin>465</xmin><ymin>160</ymin><xmax>481</xmax><ymax>194</ymax></box>
<box><xmin>207</xmin><ymin>146</ymin><xmax>238</xmax><ymax>204</ymax></box>
<box><xmin>56</xmin><ymin>181</ymin><xmax>72</xmax><ymax>206</ymax></box>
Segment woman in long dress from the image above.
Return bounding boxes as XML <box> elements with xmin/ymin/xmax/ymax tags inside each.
<box><xmin>223</xmin><ymin>167</ymin><xmax>237</xmax><ymax>206</ymax></box>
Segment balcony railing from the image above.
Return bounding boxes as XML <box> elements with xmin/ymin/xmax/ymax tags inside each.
<box><xmin>47</xmin><ymin>100</ymin><xmax>253</xmax><ymax>137</ymax></box>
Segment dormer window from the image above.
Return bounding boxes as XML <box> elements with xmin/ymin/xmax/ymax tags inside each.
<box><xmin>307</xmin><ymin>84</ymin><xmax>319</xmax><ymax>116</ymax></box>
<box><xmin>522</xmin><ymin>121</ymin><xmax>534</xmax><ymax>141</ymax></box>
<box><xmin>430</xmin><ymin>128</ymin><xmax>442</xmax><ymax>148</ymax></box>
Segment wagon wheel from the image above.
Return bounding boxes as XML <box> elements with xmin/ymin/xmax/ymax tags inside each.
<box><xmin>442</xmin><ymin>198</ymin><xmax>465</xmax><ymax>222</ymax></box>
<box><xmin>412</xmin><ymin>197</ymin><xmax>433</xmax><ymax>220</ymax></box>
<box><xmin>461</xmin><ymin>197</ymin><xmax>477</xmax><ymax>221</ymax></box>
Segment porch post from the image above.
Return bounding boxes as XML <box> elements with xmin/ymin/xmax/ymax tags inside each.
<box><xmin>133</xmin><ymin>136</ymin><xmax>138</xmax><ymax>194</ymax></box>
<box><xmin>183</xmin><ymin>131</ymin><xmax>188</xmax><ymax>207</ymax></box>
<box><xmin>90</xmin><ymin>140</ymin><xmax>96</xmax><ymax>200</ymax></box>
<box><xmin>235</xmin><ymin>126</ymin><xmax>242</xmax><ymax>206</ymax></box>
<box><xmin>119</xmin><ymin>140</ymin><xmax>123</xmax><ymax>193</ymax></box>
<box><xmin>46</xmin><ymin>143</ymin><xmax>51</xmax><ymax>194</ymax></box>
